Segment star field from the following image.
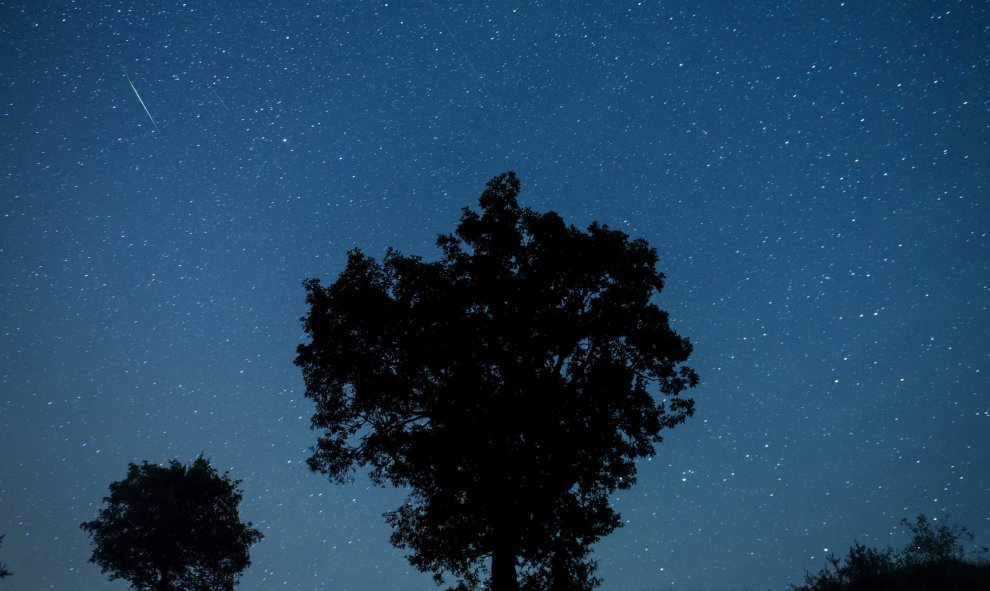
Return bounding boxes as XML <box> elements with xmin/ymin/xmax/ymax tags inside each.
<box><xmin>1</xmin><ymin>2</ymin><xmax>988</xmax><ymax>590</ymax></box>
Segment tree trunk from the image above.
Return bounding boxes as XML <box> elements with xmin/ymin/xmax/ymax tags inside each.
<box><xmin>491</xmin><ymin>536</ymin><xmax>519</xmax><ymax>591</ymax></box>
<box><xmin>489</xmin><ymin>448</ymin><xmax>519</xmax><ymax>591</ymax></box>
<box><xmin>156</xmin><ymin>565</ymin><xmax>171</xmax><ymax>591</ymax></box>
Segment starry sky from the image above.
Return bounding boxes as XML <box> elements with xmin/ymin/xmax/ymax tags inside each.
<box><xmin>1</xmin><ymin>1</ymin><xmax>988</xmax><ymax>590</ymax></box>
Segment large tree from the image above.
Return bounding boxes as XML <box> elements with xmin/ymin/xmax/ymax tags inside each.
<box><xmin>81</xmin><ymin>457</ymin><xmax>263</xmax><ymax>591</ymax></box>
<box><xmin>296</xmin><ymin>172</ymin><xmax>698</xmax><ymax>591</ymax></box>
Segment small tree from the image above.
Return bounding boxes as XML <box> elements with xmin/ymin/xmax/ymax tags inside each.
<box><xmin>796</xmin><ymin>543</ymin><xmax>897</xmax><ymax>591</ymax></box>
<box><xmin>81</xmin><ymin>457</ymin><xmax>263</xmax><ymax>591</ymax></box>
<box><xmin>793</xmin><ymin>514</ymin><xmax>990</xmax><ymax>591</ymax></box>
<box><xmin>901</xmin><ymin>514</ymin><xmax>984</xmax><ymax>566</ymax></box>
<box><xmin>296</xmin><ymin>172</ymin><xmax>698</xmax><ymax>590</ymax></box>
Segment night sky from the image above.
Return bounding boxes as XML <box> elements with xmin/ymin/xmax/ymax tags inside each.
<box><xmin>1</xmin><ymin>1</ymin><xmax>988</xmax><ymax>590</ymax></box>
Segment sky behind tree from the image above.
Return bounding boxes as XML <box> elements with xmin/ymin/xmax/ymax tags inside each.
<box><xmin>1</xmin><ymin>2</ymin><xmax>987</xmax><ymax>590</ymax></box>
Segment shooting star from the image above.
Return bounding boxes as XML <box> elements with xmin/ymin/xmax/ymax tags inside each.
<box><xmin>424</xmin><ymin>0</ymin><xmax>496</xmax><ymax>107</ymax></box>
<box><xmin>123</xmin><ymin>72</ymin><xmax>159</xmax><ymax>131</ymax></box>
<box><xmin>210</xmin><ymin>86</ymin><xmax>230</xmax><ymax>112</ymax></box>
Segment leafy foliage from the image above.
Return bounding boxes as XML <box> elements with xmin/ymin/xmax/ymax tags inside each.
<box><xmin>793</xmin><ymin>514</ymin><xmax>990</xmax><ymax>591</ymax></box>
<box><xmin>900</xmin><ymin>514</ymin><xmax>983</xmax><ymax>566</ymax></box>
<box><xmin>296</xmin><ymin>172</ymin><xmax>698</xmax><ymax>591</ymax></box>
<box><xmin>80</xmin><ymin>457</ymin><xmax>263</xmax><ymax>591</ymax></box>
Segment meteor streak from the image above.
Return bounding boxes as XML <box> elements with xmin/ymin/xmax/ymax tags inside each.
<box><xmin>424</xmin><ymin>0</ymin><xmax>495</xmax><ymax>106</ymax></box>
<box><xmin>210</xmin><ymin>86</ymin><xmax>230</xmax><ymax>112</ymax></box>
<box><xmin>124</xmin><ymin>72</ymin><xmax>159</xmax><ymax>131</ymax></box>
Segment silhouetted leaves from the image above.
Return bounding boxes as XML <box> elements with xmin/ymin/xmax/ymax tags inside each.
<box><xmin>81</xmin><ymin>456</ymin><xmax>263</xmax><ymax>591</ymax></box>
<box><xmin>794</xmin><ymin>514</ymin><xmax>990</xmax><ymax>591</ymax></box>
<box><xmin>296</xmin><ymin>172</ymin><xmax>698</xmax><ymax>591</ymax></box>
<box><xmin>900</xmin><ymin>514</ymin><xmax>985</xmax><ymax>567</ymax></box>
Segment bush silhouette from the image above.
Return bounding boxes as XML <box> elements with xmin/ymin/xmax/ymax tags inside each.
<box><xmin>793</xmin><ymin>514</ymin><xmax>990</xmax><ymax>591</ymax></box>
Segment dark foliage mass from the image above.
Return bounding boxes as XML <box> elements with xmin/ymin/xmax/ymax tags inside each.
<box><xmin>296</xmin><ymin>172</ymin><xmax>698</xmax><ymax>591</ymax></box>
<box><xmin>80</xmin><ymin>457</ymin><xmax>263</xmax><ymax>591</ymax></box>
<box><xmin>794</xmin><ymin>514</ymin><xmax>990</xmax><ymax>591</ymax></box>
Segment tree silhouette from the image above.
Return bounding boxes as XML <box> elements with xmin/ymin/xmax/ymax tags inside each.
<box><xmin>794</xmin><ymin>514</ymin><xmax>990</xmax><ymax>591</ymax></box>
<box><xmin>81</xmin><ymin>457</ymin><xmax>263</xmax><ymax>591</ymax></box>
<box><xmin>900</xmin><ymin>514</ymin><xmax>984</xmax><ymax>567</ymax></box>
<box><xmin>296</xmin><ymin>172</ymin><xmax>698</xmax><ymax>591</ymax></box>
<box><xmin>0</xmin><ymin>534</ymin><xmax>11</xmax><ymax>579</ymax></box>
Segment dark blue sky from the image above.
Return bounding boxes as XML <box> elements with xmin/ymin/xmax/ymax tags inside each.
<box><xmin>1</xmin><ymin>1</ymin><xmax>988</xmax><ymax>590</ymax></box>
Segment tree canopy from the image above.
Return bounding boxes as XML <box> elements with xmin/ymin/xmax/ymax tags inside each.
<box><xmin>80</xmin><ymin>456</ymin><xmax>263</xmax><ymax>591</ymax></box>
<box><xmin>296</xmin><ymin>172</ymin><xmax>698</xmax><ymax>591</ymax></box>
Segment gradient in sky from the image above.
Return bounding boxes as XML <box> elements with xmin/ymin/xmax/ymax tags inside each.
<box><xmin>1</xmin><ymin>2</ymin><xmax>988</xmax><ymax>590</ymax></box>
